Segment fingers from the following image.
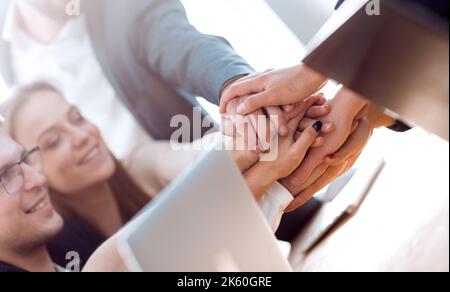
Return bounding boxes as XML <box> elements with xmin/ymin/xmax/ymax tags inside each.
<box><xmin>285</xmin><ymin>163</ymin><xmax>347</xmax><ymax>212</ymax></box>
<box><xmin>220</xmin><ymin>70</ymin><xmax>277</xmax><ymax>113</ymax></box>
<box><xmin>350</xmin><ymin>120</ymin><xmax>359</xmax><ymax>134</ymax></box>
<box><xmin>324</xmin><ymin>118</ymin><xmax>372</xmax><ymax>166</ymax></box>
<box><xmin>282</xmin><ymin>94</ymin><xmax>325</xmax><ymax>125</ymax></box>
<box><xmin>282</xmin><ymin>104</ymin><xmax>295</xmax><ymax>113</ymax></box>
<box><xmin>221</xmin><ymin>98</ymin><xmax>243</xmax><ymax>137</ymax></box>
<box><xmin>237</xmin><ymin>88</ymin><xmax>324</xmax><ymax>116</ymax></box>
<box><xmin>264</xmin><ymin>106</ymin><xmax>289</xmax><ymax>137</ymax></box>
<box><xmin>303</xmin><ymin>94</ymin><xmax>325</xmax><ymax>109</ymax></box>
<box><xmin>252</xmin><ymin>109</ymin><xmax>273</xmax><ymax>152</ymax></box>
<box><xmin>294</xmin><ymin>132</ymin><xmax>324</xmax><ymax>147</ymax></box>
<box><xmin>222</xmin><ymin>96</ymin><xmax>267</xmax><ymax>152</ymax></box>
<box><xmin>298</xmin><ymin>118</ymin><xmax>335</xmax><ymax>134</ymax></box>
<box><xmin>236</xmin><ymin>91</ymin><xmax>278</xmax><ymax>115</ymax></box>
<box><xmin>234</xmin><ymin>114</ymin><xmax>260</xmax><ymax>152</ymax></box>
<box><xmin>355</xmin><ymin>104</ymin><xmax>369</xmax><ymax>121</ymax></box>
<box><xmin>293</xmin><ymin>163</ymin><xmax>329</xmax><ymax>194</ymax></box>
<box><xmin>306</xmin><ymin>104</ymin><xmax>331</xmax><ymax>118</ymax></box>
<box><xmin>274</xmin><ymin>122</ymin><xmax>322</xmax><ymax>180</ymax></box>
<box><xmin>286</xmin><ymin>149</ymin><xmax>323</xmax><ymax>189</ymax></box>
<box><xmin>284</xmin><ymin>94</ymin><xmax>327</xmax><ymax>122</ymax></box>
<box><xmin>284</xmin><ymin>102</ymin><xmax>307</xmax><ymax>121</ymax></box>
<box><xmin>342</xmin><ymin>154</ymin><xmax>361</xmax><ymax>174</ymax></box>
<box><xmin>221</xmin><ymin>115</ymin><xmax>236</xmax><ymax>137</ymax></box>
<box><xmin>311</xmin><ymin>136</ymin><xmax>325</xmax><ymax>148</ymax></box>
<box><xmin>220</xmin><ymin>75</ymin><xmax>266</xmax><ymax>113</ymax></box>
<box><xmin>220</xmin><ymin>67</ymin><xmax>328</xmax><ymax>114</ymax></box>
<box><xmin>314</xmin><ymin>94</ymin><xmax>327</xmax><ymax>106</ymax></box>
<box><xmin>290</xmin><ymin>122</ymin><xmax>322</xmax><ymax>162</ymax></box>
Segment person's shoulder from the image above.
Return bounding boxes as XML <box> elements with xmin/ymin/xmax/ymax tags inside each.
<box><xmin>47</xmin><ymin>219</ymin><xmax>106</xmax><ymax>270</ymax></box>
<box><xmin>83</xmin><ymin>0</ymin><xmax>145</xmax><ymax>22</ymax></box>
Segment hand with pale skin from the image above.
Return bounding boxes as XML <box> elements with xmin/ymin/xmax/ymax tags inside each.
<box><xmin>220</xmin><ymin>65</ymin><xmax>395</xmax><ymax>212</ymax></box>
<box><xmin>226</xmin><ymin>94</ymin><xmax>335</xmax><ymax>198</ymax></box>
<box><xmin>283</xmin><ymin>117</ymin><xmax>373</xmax><ymax>211</ymax></box>
<box><xmin>282</xmin><ymin>91</ymin><xmax>396</xmax><ymax>212</ymax></box>
<box><xmin>282</xmin><ymin>88</ymin><xmax>369</xmax><ymax>187</ymax></box>
<box><xmin>220</xmin><ymin>65</ymin><xmax>327</xmax><ymax>114</ymax></box>
<box><xmin>221</xmin><ymin>94</ymin><xmax>334</xmax><ymax>154</ymax></box>
<box><xmin>220</xmin><ymin>65</ymin><xmax>328</xmax><ymax>138</ymax></box>
<box><xmin>242</xmin><ymin>111</ymin><xmax>323</xmax><ymax>200</ymax></box>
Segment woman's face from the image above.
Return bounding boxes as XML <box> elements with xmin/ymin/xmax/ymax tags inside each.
<box><xmin>13</xmin><ymin>90</ymin><xmax>116</xmax><ymax>194</ymax></box>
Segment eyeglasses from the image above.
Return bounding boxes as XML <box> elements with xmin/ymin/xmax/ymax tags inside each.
<box><xmin>0</xmin><ymin>147</ymin><xmax>43</xmax><ymax>195</ymax></box>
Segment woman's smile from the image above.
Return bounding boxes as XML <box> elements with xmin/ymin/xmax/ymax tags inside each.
<box><xmin>78</xmin><ymin>144</ymin><xmax>103</xmax><ymax>166</ymax></box>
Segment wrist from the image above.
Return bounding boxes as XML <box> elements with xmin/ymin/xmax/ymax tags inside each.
<box><xmin>244</xmin><ymin>163</ymin><xmax>278</xmax><ymax>200</ymax></box>
<box><xmin>333</xmin><ymin>88</ymin><xmax>369</xmax><ymax>117</ymax></box>
<box><xmin>230</xmin><ymin>148</ymin><xmax>259</xmax><ymax>172</ymax></box>
<box><xmin>220</xmin><ymin>74</ymin><xmax>248</xmax><ymax>99</ymax></box>
<box><xmin>366</xmin><ymin>103</ymin><xmax>396</xmax><ymax>129</ymax></box>
<box><xmin>279</xmin><ymin>177</ymin><xmax>297</xmax><ymax>196</ymax></box>
<box><xmin>294</xmin><ymin>64</ymin><xmax>327</xmax><ymax>94</ymax></box>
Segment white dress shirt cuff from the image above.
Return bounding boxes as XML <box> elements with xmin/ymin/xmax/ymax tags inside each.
<box><xmin>258</xmin><ymin>182</ymin><xmax>294</xmax><ymax>233</ymax></box>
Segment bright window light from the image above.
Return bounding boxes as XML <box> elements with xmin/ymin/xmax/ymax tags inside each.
<box><xmin>0</xmin><ymin>75</ymin><xmax>10</xmax><ymax>103</ymax></box>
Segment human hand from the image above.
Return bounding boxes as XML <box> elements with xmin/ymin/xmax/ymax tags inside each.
<box><xmin>220</xmin><ymin>65</ymin><xmax>327</xmax><ymax>116</ymax></box>
<box><xmin>282</xmin><ymin>88</ymin><xmax>369</xmax><ymax>192</ymax></box>
<box><xmin>281</xmin><ymin>90</ymin><xmax>396</xmax><ymax>212</ymax></box>
<box><xmin>243</xmin><ymin>106</ymin><xmax>324</xmax><ymax>200</ymax></box>
<box><xmin>221</xmin><ymin>94</ymin><xmax>332</xmax><ymax>154</ymax></box>
<box><xmin>283</xmin><ymin>116</ymin><xmax>373</xmax><ymax>212</ymax></box>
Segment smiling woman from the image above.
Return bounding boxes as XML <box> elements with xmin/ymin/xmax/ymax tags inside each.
<box><xmin>0</xmin><ymin>82</ymin><xmax>151</xmax><ymax>240</ymax></box>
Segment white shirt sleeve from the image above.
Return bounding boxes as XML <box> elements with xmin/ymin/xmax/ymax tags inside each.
<box><xmin>258</xmin><ymin>182</ymin><xmax>294</xmax><ymax>233</ymax></box>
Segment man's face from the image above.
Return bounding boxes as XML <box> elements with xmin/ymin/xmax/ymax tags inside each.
<box><xmin>0</xmin><ymin>134</ymin><xmax>63</xmax><ymax>253</ymax></box>
<box><xmin>18</xmin><ymin>0</ymin><xmax>70</xmax><ymax>20</ymax></box>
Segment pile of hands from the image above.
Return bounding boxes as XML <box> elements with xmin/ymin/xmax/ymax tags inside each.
<box><xmin>219</xmin><ymin>64</ymin><xmax>394</xmax><ymax>212</ymax></box>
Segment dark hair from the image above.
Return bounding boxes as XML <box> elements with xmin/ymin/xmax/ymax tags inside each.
<box><xmin>2</xmin><ymin>81</ymin><xmax>150</xmax><ymax>224</ymax></box>
<box><xmin>109</xmin><ymin>159</ymin><xmax>150</xmax><ymax>222</ymax></box>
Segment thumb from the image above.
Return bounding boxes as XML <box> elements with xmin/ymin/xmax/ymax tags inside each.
<box><xmin>291</xmin><ymin>121</ymin><xmax>322</xmax><ymax>161</ymax></box>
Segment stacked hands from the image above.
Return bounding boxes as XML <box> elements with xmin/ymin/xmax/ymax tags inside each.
<box><xmin>219</xmin><ymin>64</ymin><xmax>393</xmax><ymax>212</ymax></box>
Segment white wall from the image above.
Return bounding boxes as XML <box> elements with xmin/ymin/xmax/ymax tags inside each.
<box><xmin>181</xmin><ymin>0</ymin><xmax>306</xmax><ymax>71</ymax></box>
<box><xmin>181</xmin><ymin>0</ymin><xmax>311</xmax><ymax>122</ymax></box>
<box><xmin>0</xmin><ymin>76</ymin><xmax>9</xmax><ymax>103</ymax></box>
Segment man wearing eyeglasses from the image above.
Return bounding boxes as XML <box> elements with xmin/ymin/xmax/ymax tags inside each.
<box><xmin>0</xmin><ymin>134</ymin><xmax>113</xmax><ymax>272</ymax></box>
<box><xmin>0</xmin><ymin>134</ymin><xmax>67</xmax><ymax>272</ymax></box>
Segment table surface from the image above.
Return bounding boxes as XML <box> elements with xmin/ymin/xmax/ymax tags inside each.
<box><xmin>289</xmin><ymin>128</ymin><xmax>449</xmax><ymax>272</ymax></box>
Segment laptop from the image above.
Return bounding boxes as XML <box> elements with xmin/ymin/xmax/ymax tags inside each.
<box><xmin>117</xmin><ymin>150</ymin><xmax>292</xmax><ymax>272</ymax></box>
<box><xmin>270</xmin><ymin>0</ymin><xmax>449</xmax><ymax>140</ymax></box>
<box><xmin>264</xmin><ymin>0</ymin><xmax>335</xmax><ymax>44</ymax></box>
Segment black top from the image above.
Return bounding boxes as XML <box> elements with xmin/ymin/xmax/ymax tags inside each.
<box><xmin>0</xmin><ymin>219</ymin><xmax>106</xmax><ymax>272</ymax></box>
<box><xmin>47</xmin><ymin>219</ymin><xmax>106</xmax><ymax>270</ymax></box>
<box><xmin>408</xmin><ymin>0</ymin><xmax>449</xmax><ymax>19</ymax></box>
<box><xmin>0</xmin><ymin>262</ymin><xmax>28</xmax><ymax>273</ymax></box>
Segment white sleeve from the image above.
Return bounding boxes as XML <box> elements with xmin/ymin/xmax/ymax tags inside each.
<box><xmin>258</xmin><ymin>182</ymin><xmax>294</xmax><ymax>233</ymax></box>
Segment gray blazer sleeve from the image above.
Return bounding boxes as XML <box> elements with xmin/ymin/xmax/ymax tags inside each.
<box><xmin>138</xmin><ymin>0</ymin><xmax>254</xmax><ymax>104</ymax></box>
